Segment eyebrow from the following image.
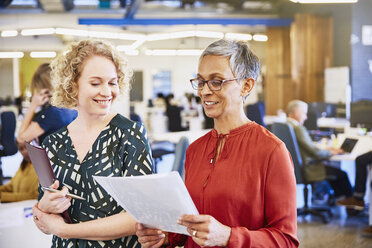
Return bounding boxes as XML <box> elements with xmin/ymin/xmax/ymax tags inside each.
<box><xmin>197</xmin><ymin>72</ymin><xmax>225</xmax><ymax>79</ymax></box>
<box><xmin>88</xmin><ymin>76</ymin><xmax>117</xmax><ymax>81</ymax></box>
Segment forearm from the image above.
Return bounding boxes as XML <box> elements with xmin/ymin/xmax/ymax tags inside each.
<box><xmin>57</xmin><ymin>212</ymin><xmax>136</xmax><ymax>240</ymax></box>
<box><xmin>18</xmin><ymin>104</ymin><xmax>37</xmax><ymax>136</ymax></box>
<box><xmin>227</xmin><ymin>226</ymin><xmax>298</xmax><ymax>248</ymax></box>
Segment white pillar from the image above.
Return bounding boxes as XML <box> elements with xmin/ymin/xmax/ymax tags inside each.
<box><xmin>12</xmin><ymin>58</ymin><xmax>20</xmax><ymax>97</ymax></box>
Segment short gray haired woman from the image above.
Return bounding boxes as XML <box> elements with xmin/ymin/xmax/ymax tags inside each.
<box><xmin>136</xmin><ymin>39</ymin><xmax>299</xmax><ymax>247</ymax></box>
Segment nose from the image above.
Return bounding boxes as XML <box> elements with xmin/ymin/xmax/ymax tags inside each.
<box><xmin>199</xmin><ymin>82</ymin><xmax>213</xmax><ymax>96</ymax></box>
<box><xmin>100</xmin><ymin>83</ymin><xmax>111</xmax><ymax>96</ymax></box>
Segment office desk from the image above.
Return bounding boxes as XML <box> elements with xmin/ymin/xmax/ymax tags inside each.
<box><xmin>331</xmin><ymin>134</ymin><xmax>372</xmax><ymax>226</ymax></box>
<box><xmin>0</xmin><ymin>200</ymin><xmax>52</xmax><ymax>248</ymax></box>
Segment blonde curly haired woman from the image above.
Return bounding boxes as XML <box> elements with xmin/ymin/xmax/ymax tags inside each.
<box><xmin>32</xmin><ymin>39</ymin><xmax>153</xmax><ymax>248</ymax></box>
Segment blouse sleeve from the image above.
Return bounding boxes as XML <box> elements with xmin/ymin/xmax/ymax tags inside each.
<box><xmin>123</xmin><ymin>123</ymin><xmax>153</xmax><ymax>176</ymax></box>
<box><xmin>227</xmin><ymin>143</ymin><xmax>299</xmax><ymax>248</ymax></box>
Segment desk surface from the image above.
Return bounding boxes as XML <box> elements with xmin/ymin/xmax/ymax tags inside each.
<box><xmin>0</xmin><ymin>200</ymin><xmax>52</xmax><ymax>248</ymax></box>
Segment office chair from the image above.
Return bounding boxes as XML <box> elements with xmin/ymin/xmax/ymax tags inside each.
<box><xmin>0</xmin><ymin>111</ymin><xmax>18</xmax><ymax>185</ymax></box>
<box><xmin>171</xmin><ymin>136</ymin><xmax>189</xmax><ymax>180</ymax></box>
<box><xmin>151</xmin><ymin>140</ymin><xmax>175</xmax><ymax>173</ymax></box>
<box><xmin>271</xmin><ymin>122</ymin><xmax>332</xmax><ymax>223</ymax></box>
<box><xmin>246</xmin><ymin>101</ymin><xmax>267</xmax><ymax>128</ymax></box>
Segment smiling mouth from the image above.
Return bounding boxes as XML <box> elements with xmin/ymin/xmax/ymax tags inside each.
<box><xmin>94</xmin><ymin>99</ymin><xmax>112</xmax><ymax>105</ymax></box>
<box><xmin>204</xmin><ymin>101</ymin><xmax>218</xmax><ymax>106</ymax></box>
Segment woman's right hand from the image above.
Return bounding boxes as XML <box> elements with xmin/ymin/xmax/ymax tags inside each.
<box><xmin>38</xmin><ymin>180</ymin><xmax>71</xmax><ymax>214</ymax></box>
<box><xmin>30</xmin><ymin>88</ymin><xmax>50</xmax><ymax>108</ymax></box>
<box><xmin>136</xmin><ymin>223</ymin><xmax>167</xmax><ymax>248</ymax></box>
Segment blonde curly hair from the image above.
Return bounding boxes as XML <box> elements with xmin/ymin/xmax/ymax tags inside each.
<box><xmin>50</xmin><ymin>39</ymin><xmax>133</xmax><ymax>108</ymax></box>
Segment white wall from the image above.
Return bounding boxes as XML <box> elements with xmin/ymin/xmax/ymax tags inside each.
<box><xmin>128</xmin><ymin>55</ymin><xmax>199</xmax><ymax>101</ymax></box>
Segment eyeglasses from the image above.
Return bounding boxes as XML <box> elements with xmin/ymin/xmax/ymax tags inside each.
<box><xmin>189</xmin><ymin>77</ymin><xmax>245</xmax><ymax>91</ymax></box>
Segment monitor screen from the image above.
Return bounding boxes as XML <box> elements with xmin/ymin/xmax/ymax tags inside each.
<box><xmin>350</xmin><ymin>100</ymin><xmax>372</xmax><ymax>130</ymax></box>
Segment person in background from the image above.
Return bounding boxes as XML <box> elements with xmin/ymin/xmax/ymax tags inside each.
<box><xmin>17</xmin><ymin>63</ymin><xmax>77</xmax><ymax>145</ymax></box>
<box><xmin>286</xmin><ymin>100</ymin><xmax>353</xmax><ymax>200</ymax></box>
<box><xmin>136</xmin><ymin>39</ymin><xmax>299</xmax><ymax>247</ymax></box>
<box><xmin>337</xmin><ymin>151</ymin><xmax>372</xmax><ymax>236</ymax></box>
<box><xmin>31</xmin><ymin>39</ymin><xmax>153</xmax><ymax>247</ymax></box>
<box><xmin>0</xmin><ymin>141</ymin><xmax>38</xmax><ymax>202</ymax></box>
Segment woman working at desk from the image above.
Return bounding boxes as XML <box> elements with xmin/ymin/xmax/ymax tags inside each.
<box><xmin>136</xmin><ymin>39</ymin><xmax>298</xmax><ymax>247</ymax></box>
<box><xmin>32</xmin><ymin>39</ymin><xmax>153</xmax><ymax>248</ymax></box>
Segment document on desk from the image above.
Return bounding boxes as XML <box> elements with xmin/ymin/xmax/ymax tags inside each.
<box><xmin>93</xmin><ymin>172</ymin><xmax>198</xmax><ymax>236</ymax></box>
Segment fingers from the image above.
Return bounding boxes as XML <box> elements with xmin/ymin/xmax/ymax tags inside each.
<box><xmin>50</xmin><ymin>180</ymin><xmax>60</xmax><ymax>189</ymax></box>
<box><xmin>136</xmin><ymin>223</ymin><xmax>166</xmax><ymax>248</ymax></box>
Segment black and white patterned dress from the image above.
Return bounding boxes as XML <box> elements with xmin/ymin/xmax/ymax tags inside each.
<box><xmin>41</xmin><ymin>114</ymin><xmax>153</xmax><ymax>248</ymax></box>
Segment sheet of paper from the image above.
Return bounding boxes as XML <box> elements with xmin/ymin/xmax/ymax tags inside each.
<box><xmin>93</xmin><ymin>171</ymin><xmax>198</xmax><ymax>235</ymax></box>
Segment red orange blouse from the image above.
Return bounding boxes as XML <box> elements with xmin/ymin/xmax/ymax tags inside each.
<box><xmin>168</xmin><ymin>122</ymin><xmax>299</xmax><ymax>248</ymax></box>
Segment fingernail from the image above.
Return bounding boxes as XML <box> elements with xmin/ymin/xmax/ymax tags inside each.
<box><xmin>160</xmin><ymin>234</ymin><xmax>165</xmax><ymax>238</ymax></box>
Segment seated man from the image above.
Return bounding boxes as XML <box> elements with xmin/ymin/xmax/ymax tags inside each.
<box><xmin>337</xmin><ymin>151</ymin><xmax>372</xmax><ymax>236</ymax></box>
<box><xmin>286</xmin><ymin>100</ymin><xmax>352</xmax><ymax>200</ymax></box>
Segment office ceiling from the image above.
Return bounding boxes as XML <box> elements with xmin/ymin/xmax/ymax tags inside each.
<box><xmin>0</xmin><ymin>0</ymin><xmax>291</xmax><ymax>53</ymax></box>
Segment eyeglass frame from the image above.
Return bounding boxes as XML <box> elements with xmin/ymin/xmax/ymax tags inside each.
<box><xmin>189</xmin><ymin>77</ymin><xmax>246</xmax><ymax>91</ymax></box>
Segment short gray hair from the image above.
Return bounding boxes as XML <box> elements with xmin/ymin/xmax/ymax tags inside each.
<box><xmin>199</xmin><ymin>39</ymin><xmax>260</xmax><ymax>81</ymax></box>
<box><xmin>287</xmin><ymin>100</ymin><xmax>308</xmax><ymax>115</ymax></box>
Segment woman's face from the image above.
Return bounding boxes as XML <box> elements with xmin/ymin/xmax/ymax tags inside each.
<box><xmin>76</xmin><ymin>55</ymin><xmax>119</xmax><ymax>117</ymax></box>
<box><xmin>197</xmin><ymin>55</ymin><xmax>245</xmax><ymax>121</ymax></box>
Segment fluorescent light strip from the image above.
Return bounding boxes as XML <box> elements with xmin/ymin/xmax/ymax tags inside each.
<box><xmin>30</xmin><ymin>51</ymin><xmax>57</xmax><ymax>58</ymax></box>
<box><xmin>21</xmin><ymin>28</ymin><xmax>55</xmax><ymax>36</ymax></box>
<box><xmin>290</xmin><ymin>0</ymin><xmax>358</xmax><ymax>3</ymax></box>
<box><xmin>145</xmin><ymin>49</ymin><xmax>203</xmax><ymax>56</ymax></box>
<box><xmin>1</xmin><ymin>30</ymin><xmax>18</xmax><ymax>37</ymax></box>
<box><xmin>0</xmin><ymin>52</ymin><xmax>24</xmax><ymax>58</ymax></box>
<box><xmin>55</xmin><ymin>28</ymin><xmax>89</xmax><ymax>37</ymax></box>
<box><xmin>225</xmin><ymin>33</ymin><xmax>252</xmax><ymax>41</ymax></box>
<box><xmin>195</xmin><ymin>31</ymin><xmax>224</xmax><ymax>39</ymax></box>
<box><xmin>253</xmin><ymin>34</ymin><xmax>268</xmax><ymax>42</ymax></box>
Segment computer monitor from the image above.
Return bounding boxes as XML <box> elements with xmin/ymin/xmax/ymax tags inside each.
<box><xmin>350</xmin><ymin>100</ymin><xmax>372</xmax><ymax>130</ymax></box>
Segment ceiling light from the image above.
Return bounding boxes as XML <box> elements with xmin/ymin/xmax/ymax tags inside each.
<box><xmin>55</xmin><ymin>28</ymin><xmax>89</xmax><ymax>37</ymax></box>
<box><xmin>290</xmin><ymin>0</ymin><xmax>358</xmax><ymax>3</ymax></box>
<box><xmin>195</xmin><ymin>31</ymin><xmax>224</xmax><ymax>39</ymax></box>
<box><xmin>88</xmin><ymin>30</ymin><xmax>119</xmax><ymax>39</ymax></box>
<box><xmin>21</xmin><ymin>28</ymin><xmax>55</xmax><ymax>36</ymax></box>
<box><xmin>30</xmin><ymin>51</ymin><xmax>57</xmax><ymax>58</ymax></box>
<box><xmin>253</xmin><ymin>34</ymin><xmax>268</xmax><ymax>42</ymax></box>
<box><xmin>0</xmin><ymin>52</ymin><xmax>24</xmax><ymax>59</ymax></box>
<box><xmin>225</xmin><ymin>33</ymin><xmax>252</xmax><ymax>41</ymax></box>
<box><xmin>1</xmin><ymin>30</ymin><xmax>18</xmax><ymax>37</ymax></box>
<box><xmin>117</xmin><ymin>33</ymin><xmax>146</xmax><ymax>41</ymax></box>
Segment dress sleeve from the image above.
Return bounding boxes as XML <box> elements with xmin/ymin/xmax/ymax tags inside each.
<box><xmin>227</xmin><ymin>143</ymin><xmax>299</xmax><ymax>248</ymax></box>
<box><xmin>123</xmin><ymin>123</ymin><xmax>153</xmax><ymax>176</ymax></box>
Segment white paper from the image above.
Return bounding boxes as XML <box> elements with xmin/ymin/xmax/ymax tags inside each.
<box><xmin>93</xmin><ymin>171</ymin><xmax>198</xmax><ymax>235</ymax></box>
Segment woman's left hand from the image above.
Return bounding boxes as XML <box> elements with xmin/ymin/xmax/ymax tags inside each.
<box><xmin>177</xmin><ymin>214</ymin><xmax>231</xmax><ymax>247</ymax></box>
<box><xmin>32</xmin><ymin>204</ymin><xmax>67</xmax><ymax>236</ymax></box>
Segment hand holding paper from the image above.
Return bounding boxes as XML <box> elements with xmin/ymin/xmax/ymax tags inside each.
<box><xmin>93</xmin><ymin>172</ymin><xmax>198</xmax><ymax>236</ymax></box>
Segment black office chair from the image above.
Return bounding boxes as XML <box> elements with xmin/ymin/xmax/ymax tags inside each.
<box><xmin>246</xmin><ymin>101</ymin><xmax>267</xmax><ymax>128</ymax></box>
<box><xmin>271</xmin><ymin>122</ymin><xmax>332</xmax><ymax>223</ymax></box>
<box><xmin>0</xmin><ymin>111</ymin><xmax>18</xmax><ymax>185</ymax></box>
<box><xmin>151</xmin><ymin>140</ymin><xmax>175</xmax><ymax>173</ymax></box>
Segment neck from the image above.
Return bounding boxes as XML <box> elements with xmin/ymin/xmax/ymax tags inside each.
<box><xmin>213</xmin><ymin>110</ymin><xmax>250</xmax><ymax>134</ymax></box>
<box><xmin>72</xmin><ymin>110</ymin><xmax>116</xmax><ymax>131</ymax></box>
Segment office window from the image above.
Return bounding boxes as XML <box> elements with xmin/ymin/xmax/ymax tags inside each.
<box><xmin>152</xmin><ymin>70</ymin><xmax>171</xmax><ymax>98</ymax></box>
